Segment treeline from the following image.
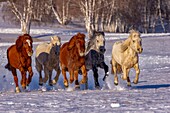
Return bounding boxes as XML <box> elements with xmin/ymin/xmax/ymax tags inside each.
<box><xmin>0</xmin><ymin>0</ymin><xmax>170</xmax><ymax>35</ymax></box>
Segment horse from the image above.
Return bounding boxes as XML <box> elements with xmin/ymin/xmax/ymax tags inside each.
<box><xmin>35</xmin><ymin>36</ymin><xmax>61</xmax><ymax>86</ymax></box>
<box><xmin>59</xmin><ymin>33</ymin><xmax>87</xmax><ymax>87</ymax></box>
<box><xmin>85</xmin><ymin>31</ymin><xmax>109</xmax><ymax>88</ymax></box>
<box><xmin>5</xmin><ymin>34</ymin><xmax>33</xmax><ymax>93</ymax></box>
<box><xmin>111</xmin><ymin>29</ymin><xmax>143</xmax><ymax>86</ymax></box>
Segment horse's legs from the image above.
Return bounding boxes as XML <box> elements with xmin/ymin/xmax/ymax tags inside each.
<box><xmin>48</xmin><ymin>70</ymin><xmax>53</xmax><ymax>86</ymax></box>
<box><xmin>43</xmin><ymin>66</ymin><xmax>49</xmax><ymax>84</ymax></box>
<box><xmin>19</xmin><ymin>67</ymin><xmax>27</xmax><ymax>89</ymax></box>
<box><xmin>11</xmin><ymin>67</ymin><xmax>20</xmax><ymax>92</ymax></box>
<box><xmin>101</xmin><ymin>62</ymin><xmax>109</xmax><ymax>81</ymax></box>
<box><xmin>26</xmin><ymin>66</ymin><xmax>33</xmax><ymax>86</ymax></box>
<box><xmin>113</xmin><ymin>66</ymin><xmax>118</xmax><ymax>85</ymax></box>
<box><xmin>112</xmin><ymin>59</ymin><xmax>118</xmax><ymax>85</ymax></box>
<box><xmin>126</xmin><ymin>69</ymin><xmax>131</xmax><ymax>86</ymax></box>
<box><xmin>69</xmin><ymin>69</ymin><xmax>74</xmax><ymax>84</ymax></box>
<box><xmin>122</xmin><ymin>66</ymin><xmax>127</xmax><ymax>80</ymax></box>
<box><xmin>133</xmin><ymin>63</ymin><xmax>140</xmax><ymax>84</ymax></box>
<box><xmin>61</xmin><ymin>64</ymin><xmax>68</xmax><ymax>87</ymax></box>
<box><xmin>92</xmin><ymin>66</ymin><xmax>100</xmax><ymax>88</ymax></box>
<box><xmin>35</xmin><ymin>58</ymin><xmax>43</xmax><ymax>85</ymax></box>
<box><xmin>80</xmin><ymin>65</ymin><xmax>87</xmax><ymax>84</ymax></box>
<box><xmin>39</xmin><ymin>71</ymin><xmax>43</xmax><ymax>86</ymax></box>
<box><xmin>52</xmin><ymin>68</ymin><xmax>61</xmax><ymax>85</ymax></box>
<box><xmin>74</xmin><ymin>70</ymin><xmax>79</xmax><ymax>88</ymax></box>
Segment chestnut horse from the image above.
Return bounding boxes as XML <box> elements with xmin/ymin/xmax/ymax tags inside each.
<box><xmin>59</xmin><ymin>33</ymin><xmax>87</xmax><ymax>87</ymax></box>
<box><xmin>5</xmin><ymin>34</ymin><xmax>33</xmax><ymax>92</ymax></box>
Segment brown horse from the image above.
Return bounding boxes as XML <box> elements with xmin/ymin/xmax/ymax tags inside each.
<box><xmin>59</xmin><ymin>33</ymin><xmax>87</xmax><ymax>87</ymax></box>
<box><xmin>5</xmin><ymin>34</ymin><xmax>33</xmax><ymax>92</ymax></box>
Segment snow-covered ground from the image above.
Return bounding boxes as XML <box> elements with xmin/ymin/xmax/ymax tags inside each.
<box><xmin>0</xmin><ymin>27</ymin><xmax>170</xmax><ymax>112</ymax></box>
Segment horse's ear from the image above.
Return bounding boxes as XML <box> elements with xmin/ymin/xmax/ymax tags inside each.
<box><xmin>101</xmin><ymin>31</ymin><xmax>105</xmax><ymax>36</ymax></box>
<box><xmin>24</xmin><ymin>34</ymin><xmax>33</xmax><ymax>43</ymax></box>
<box><xmin>77</xmin><ymin>33</ymin><xmax>85</xmax><ymax>40</ymax></box>
<box><xmin>16</xmin><ymin>36</ymin><xmax>23</xmax><ymax>52</ymax></box>
<box><xmin>51</xmin><ymin>36</ymin><xmax>54</xmax><ymax>42</ymax></box>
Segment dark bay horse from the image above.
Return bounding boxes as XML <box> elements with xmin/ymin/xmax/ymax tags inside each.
<box><xmin>85</xmin><ymin>31</ymin><xmax>109</xmax><ymax>88</ymax></box>
<box><xmin>35</xmin><ymin>36</ymin><xmax>61</xmax><ymax>86</ymax></box>
<box><xmin>59</xmin><ymin>33</ymin><xmax>87</xmax><ymax>87</ymax></box>
<box><xmin>5</xmin><ymin>34</ymin><xmax>33</xmax><ymax>92</ymax></box>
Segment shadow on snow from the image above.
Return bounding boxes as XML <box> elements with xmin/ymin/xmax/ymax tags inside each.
<box><xmin>133</xmin><ymin>84</ymin><xmax>170</xmax><ymax>89</ymax></box>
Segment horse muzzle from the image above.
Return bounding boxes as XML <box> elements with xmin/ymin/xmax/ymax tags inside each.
<box><xmin>137</xmin><ymin>48</ymin><xmax>143</xmax><ymax>54</ymax></box>
<box><xmin>99</xmin><ymin>46</ymin><xmax>106</xmax><ymax>53</ymax></box>
<box><xmin>79</xmin><ymin>52</ymin><xmax>85</xmax><ymax>57</ymax></box>
<box><xmin>55</xmin><ymin>52</ymin><xmax>60</xmax><ymax>56</ymax></box>
<box><xmin>27</xmin><ymin>51</ymin><xmax>33</xmax><ymax>56</ymax></box>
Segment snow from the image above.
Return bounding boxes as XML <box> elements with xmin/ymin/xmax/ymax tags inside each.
<box><xmin>0</xmin><ymin>27</ymin><xmax>170</xmax><ymax>112</ymax></box>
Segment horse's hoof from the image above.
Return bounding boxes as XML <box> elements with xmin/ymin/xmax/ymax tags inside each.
<box><xmin>80</xmin><ymin>79</ymin><xmax>86</xmax><ymax>84</ymax></box>
<box><xmin>75</xmin><ymin>85</ymin><xmax>80</xmax><ymax>89</ymax></box>
<box><xmin>39</xmin><ymin>83</ymin><xmax>43</xmax><ymax>86</ymax></box>
<box><xmin>64</xmin><ymin>85</ymin><xmax>69</xmax><ymax>88</ymax></box>
<box><xmin>121</xmin><ymin>76</ymin><xmax>127</xmax><ymax>80</ymax></box>
<box><xmin>95</xmin><ymin>85</ymin><xmax>100</xmax><ymax>89</ymax></box>
<box><xmin>114</xmin><ymin>82</ymin><xmax>118</xmax><ymax>86</ymax></box>
<box><xmin>75</xmin><ymin>80</ymin><xmax>79</xmax><ymax>85</ymax></box>
<box><xmin>75</xmin><ymin>80</ymin><xmax>80</xmax><ymax>88</ymax></box>
<box><xmin>95</xmin><ymin>82</ymin><xmax>100</xmax><ymax>88</ymax></box>
<box><xmin>15</xmin><ymin>87</ymin><xmax>21</xmax><ymax>93</ymax></box>
<box><xmin>133</xmin><ymin>80</ymin><xmax>138</xmax><ymax>84</ymax></box>
<box><xmin>70</xmin><ymin>79</ymin><xmax>74</xmax><ymax>84</ymax></box>
<box><xmin>103</xmin><ymin>74</ymin><xmax>109</xmax><ymax>81</ymax></box>
<box><xmin>127</xmin><ymin>82</ymin><xmax>131</xmax><ymax>87</ymax></box>
<box><xmin>64</xmin><ymin>81</ymin><xmax>69</xmax><ymax>87</ymax></box>
<box><xmin>49</xmin><ymin>83</ymin><xmax>53</xmax><ymax>86</ymax></box>
<box><xmin>52</xmin><ymin>80</ymin><xmax>57</xmax><ymax>85</ymax></box>
<box><xmin>22</xmin><ymin>85</ymin><xmax>26</xmax><ymax>89</ymax></box>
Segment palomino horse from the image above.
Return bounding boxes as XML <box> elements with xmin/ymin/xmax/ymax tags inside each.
<box><xmin>59</xmin><ymin>33</ymin><xmax>87</xmax><ymax>87</ymax></box>
<box><xmin>85</xmin><ymin>31</ymin><xmax>109</xmax><ymax>88</ymax></box>
<box><xmin>5</xmin><ymin>34</ymin><xmax>33</xmax><ymax>92</ymax></box>
<box><xmin>111</xmin><ymin>29</ymin><xmax>143</xmax><ymax>86</ymax></box>
<box><xmin>35</xmin><ymin>36</ymin><xmax>61</xmax><ymax>86</ymax></box>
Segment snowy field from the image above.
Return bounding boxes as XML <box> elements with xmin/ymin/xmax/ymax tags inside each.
<box><xmin>0</xmin><ymin>27</ymin><xmax>170</xmax><ymax>113</ymax></box>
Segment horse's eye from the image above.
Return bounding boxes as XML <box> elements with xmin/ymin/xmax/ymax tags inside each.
<box><xmin>97</xmin><ymin>40</ymin><xmax>99</xmax><ymax>43</ymax></box>
<box><xmin>133</xmin><ymin>40</ymin><xmax>135</xmax><ymax>43</ymax></box>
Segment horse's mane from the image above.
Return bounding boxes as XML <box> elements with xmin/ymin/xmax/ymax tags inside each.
<box><xmin>86</xmin><ymin>38</ymin><xmax>95</xmax><ymax>53</ymax></box>
<box><xmin>120</xmin><ymin>29</ymin><xmax>139</xmax><ymax>52</ymax></box>
<box><xmin>16</xmin><ymin>34</ymin><xmax>33</xmax><ymax>52</ymax></box>
<box><xmin>86</xmin><ymin>31</ymin><xmax>105</xmax><ymax>53</ymax></box>
<box><xmin>67</xmin><ymin>33</ymin><xmax>85</xmax><ymax>50</ymax></box>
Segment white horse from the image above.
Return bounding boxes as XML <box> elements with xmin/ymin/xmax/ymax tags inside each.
<box><xmin>35</xmin><ymin>36</ymin><xmax>61</xmax><ymax>86</ymax></box>
<box><xmin>111</xmin><ymin>29</ymin><xmax>143</xmax><ymax>86</ymax></box>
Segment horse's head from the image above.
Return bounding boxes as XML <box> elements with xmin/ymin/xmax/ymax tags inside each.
<box><xmin>16</xmin><ymin>34</ymin><xmax>33</xmax><ymax>56</ymax></box>
<box><xmin>129</xmin><ymin>29</ymin><xmax>143</xmax><ymax>54</ymax></box>
<box><xmin>68</xmin><ymin>33</ymin><xmax>86</xmax><ymax>57</ymax></box>
<box><xmin>94</xmin><ymin>31</ymin><xmax>106</xmax><ymax>54</ymax></box>
<box><xmin>51</xmin><ymin>35</ymin><xmax>61</xmax><ymax>56</ymax></box>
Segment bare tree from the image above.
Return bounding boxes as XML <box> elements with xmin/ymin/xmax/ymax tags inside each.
<box><xmin>6</xmin><ymin>0</ymin><xmax>33</xmax><ymax>34</ymax></box>
<box><xmin>51</xmin><ymin>0</ymin><xmax>71</xmax><ymax>25</ymax></box>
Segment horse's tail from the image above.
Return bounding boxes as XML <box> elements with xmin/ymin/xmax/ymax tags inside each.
<box><xmin>110</xmin><ymin>60</ymin><xmax>122</xmax><ymax>74</ymax></box>
<box><xmin>5</xmin><ymin>63</ymin><xmax>11</xmax><ymax>71</ymax></box>
<box><xmin>5</xmin><ymin>49</ymin><xmax>11</xmax><ymax>71</ymax></box>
